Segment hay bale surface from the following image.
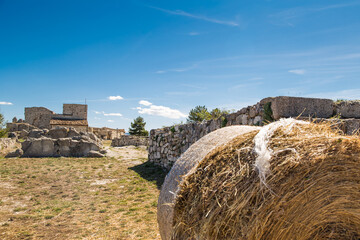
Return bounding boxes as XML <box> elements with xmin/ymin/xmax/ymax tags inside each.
<box><xmin>158</xmin><ymin>126</ymin><xmax>260</xmax><ymax>240</ymax></box>
<box><xmin>158</xmin><ymin>120</ymin><xmax>360</xmax><ymax>240</ymax></box>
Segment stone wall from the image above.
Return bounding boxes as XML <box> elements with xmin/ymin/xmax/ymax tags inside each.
<box><xmin>63</xmin><ymin>104</ymin><xmax>88</xmax><ymax>120</ymax></box>
<box><xmin>111</xmin><ymin>135</ymin><xmax>149</xmax><ymax>147</ymax></box>
<box><xmin>25</xmin><ymin>107</ymin><xmax>54</xmax><ymax>129</ymax></box>
<box><xmin>148</xmin><ymin>96</ymin><xmax>360</xmax><ymax>169</ymax></box>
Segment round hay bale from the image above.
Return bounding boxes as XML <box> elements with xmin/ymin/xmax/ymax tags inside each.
<box><xmin>158</xmin><ymin>119</ymin><xmax>360</xmax><ymax>240</ymax></box>
<box><xmin>158</xmin><ymin>125</ymin><xmax>261</xmax><ymax>240</ymax></box>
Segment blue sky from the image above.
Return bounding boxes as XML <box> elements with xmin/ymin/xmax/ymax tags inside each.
<box><xmin>0</xmin><ymin>0</ymin><xmax>360</xmax><ymax>131</ymax></box>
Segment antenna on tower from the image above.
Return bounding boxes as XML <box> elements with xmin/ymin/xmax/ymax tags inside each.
<box><xmin>85</xmin><ymin>98</ymin><xmax>87</xmax><ymax>105</ymax></box>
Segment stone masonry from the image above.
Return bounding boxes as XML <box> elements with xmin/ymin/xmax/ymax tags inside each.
<box><xmin>148</xmin><ymin>96</ymin><xmax>360</xmax><ymax>170</ymax></box>
<box><xmin>111</xmin><ymin>135</ymin><xmax>149</xmax><ymax>147</ymax></box>
<box><xmin>25</xmin><ymin>104</ymin><xmax>88</xmax><ymax>130</ymax></box>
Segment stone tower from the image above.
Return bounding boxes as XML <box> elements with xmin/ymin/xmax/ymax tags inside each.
<box><xmin>63</xmin><ymin>104</ymin><xmax>88</xmax><ymax>120</ymax></box>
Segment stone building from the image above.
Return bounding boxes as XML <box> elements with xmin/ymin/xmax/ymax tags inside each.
<box><xmin>25</xmin><ymin>104</ymin><xmax>88</xmax><ymax>131</ymax></box>
<box><xmin>89</xmin><ymin>127</ymin><xmax>125</xmax><ymax>140</ymax></box>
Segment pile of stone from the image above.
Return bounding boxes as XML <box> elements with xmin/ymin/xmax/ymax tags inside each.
<box><xmin>6</xmin><ymin>122</ymin><xmax>39</xmax><ymax>139</ymax></box>
<box><xmin>111</xmin><ymin>135</ymin><xmax>149</xmax><ymax>147</ymax></box>
<box><xmin>6</xmin><ymin>127</ymin><xmax>105</xmax><ymax>158</ymax></box>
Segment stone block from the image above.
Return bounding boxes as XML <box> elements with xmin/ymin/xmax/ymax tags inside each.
<box><xmin>86</xmin><ymin>150</ymin><xmax>104</xmax><ymax>158</ymax></box>
<box><xmin>22</xmin><ymin>138</ymin><xmax>55</xmax><ymax>157</ymax></box>
<box><xmin>18</xmin><ymin>123</ymin><xmax>30</xmax><ymax>131</ymax></box>
<box><xmin>249</xmin><ymin>107</ymin><xmax>256</xmax><ymax>118</ymax></box>
<box><xmin>266</xmin><ymin>96</ymin><xmax>334</xmax><ymax>120</ymax></box>
<box><xmin>5</xmin><ymin>148</ymin><xmax>23</xmax><ymax>158</ymax></box>
<box><xmin>336</xmin><ymin>101</ymin><xmax>360</xmax><ymax>118</ymax></box>
<box><xmin>6</xmin><ymin>123</ymin><xmax>18</xmax><ymax>132</ymax></box>
<box><xmin>240</xmin><ymin>114</ymin><xmax>248</xmax><ymax>125</ymax></box>
<box><xmin>254</xmin><ymin>116</ymin><xmax>263</xmax><ymax>125</ymax></box>
<box><xmin>58</xmin><ymin>138</ymin><xmax>71</xmax><ymax>156</ymax></box>
<box><xmin>28</xmin><ymin>129</ymin><xmax>44</xmax><ymax>138</ymax></box>
<box><xmin>47</xmin><ymin>128</ymin><xmax>68</xmax><ymax>139</ymax></box>
<box><xmin>18</xmin><ymin>130</ymin><xmax>29</xmax><ymax>138</ymax></box>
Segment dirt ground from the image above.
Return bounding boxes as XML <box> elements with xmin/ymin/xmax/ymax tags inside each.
<box><xmin>0</xmin><ymin>146</ymin><xmax>167</xmax><ymax>240</ymax></box>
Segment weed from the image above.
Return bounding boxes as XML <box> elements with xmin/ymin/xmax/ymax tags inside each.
<box><xmin>170</xmin><ymin>126</ymin><xmax>176</xmax><ymax>133</ymax></box>
<box><xmin>263</xmin><ymin>102</ymin><xmax>274</xmax><ymax>124</ymax></box>
<box><xmin>221</xmin><ymin>116</ymin><xmax>228</xmax><ymax>128</ymax></box>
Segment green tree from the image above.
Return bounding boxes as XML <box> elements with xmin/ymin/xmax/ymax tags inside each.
<box><xmin>0</xmin><ymin>113</ymin><xmax>7</xmax><ymax>138</ymax></box>
<box><xmin>187</xmin><ymin>106</ymin><xmax>232</xmax><ymax>123</ymax></box>
<box><xmin>187</xmin><ymin>106</ymin><xmax>211</xmax><ymax>123</ymax></box>
<box><xmin>210</xmin><ymin>108</ymin><xmax>230</xmax><ymax>119</ymax></box>
<box><xmin>129</xmin><ymin>116</ymin><xmax>149</xmax><ymax>136</ymax></box>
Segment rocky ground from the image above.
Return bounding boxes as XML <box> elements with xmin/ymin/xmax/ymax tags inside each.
<box><xmin>0</xmin><ymin>145</ymin><xmax>167</xmax><ymax>240</ymax></box>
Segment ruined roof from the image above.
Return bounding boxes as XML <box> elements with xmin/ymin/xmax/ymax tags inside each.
<box><xmin>50</xmin><ymin>119</ymin><xmax>88</xmax><ymax>126</ymax></box>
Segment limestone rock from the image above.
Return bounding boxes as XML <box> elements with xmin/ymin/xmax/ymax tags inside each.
<box><xmin>241</xmin><ymin>114</ymin><xmax>248</xmax><ymax>125</ymax></box>
<box><xmin>266</xmin><ymin>96</ymin><xmax>333</xmax><ymax>120</ymax></box>
<box><xmin>5</xmin><ymin>148</ymin><xmax>23</xmax><ymax>158</ymax></box>
<box><xmin>8</xmin><ymin>132</ymin><xmax>17</xmax><ymax>139</ymax></box>
<box><xmin>86</xmin><ymin>150</ymin><xmax>104</xmax><ymax>158</ymax></box>
<box><xmin>18</xmin><ymin>130</ymin><xmax>29</xmax><ymax>138</ymax></box>
<box><xmin>249</xmin><ymin>107</ymin><xmax>256</xmax><ymax>118</ymax></box>
<box><xmin>22</xmin><ymin>138</ymin><xmax>55</xmax><ymax>157</ymax></box>
<box><xmin>47</xmin><ymin>128</ymin><xmax>68</xmax><ymax>139</ymax></box>
<box><xmin>67</xmin><ymin>128</ymin><xmax>80</xmax><ymax>138</ymax></box>
<box><xmin>58</xmin><ymin>138</ymin><xmax>71</xmax><ymax>157</ymax></box>
<box><xmin>18</xmin><ymin>123</ymin><xmax>30</xmax><ymax>131</ymax></box>
<box><xmin>336</xmin><ymin>101</ymin><xmax>360</xmax><ymax>118</ymax></box>
<box><xmin>28</xmin><ymin>129</ymin><xmax>44</xmax><ymax>138</ymax></box>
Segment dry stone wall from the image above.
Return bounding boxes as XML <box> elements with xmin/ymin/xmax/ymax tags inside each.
<box><xmin>149</xmin><ymin>96</ymin><xmax>360</xmax><ymax>170</ymax></box>
<box><xmin>111</xmin><ymin>135</ymin><xmax>149</xmax><ymax>147</ymax></box>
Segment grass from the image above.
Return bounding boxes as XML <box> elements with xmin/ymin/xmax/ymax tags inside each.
<box><xmin>0</xmin><ymin>148</ymin><xmax>167</xmax><ymax>240</ymax></box>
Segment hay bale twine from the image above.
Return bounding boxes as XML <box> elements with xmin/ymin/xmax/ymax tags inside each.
<box><xmin>158</xmin><ymin>126</ymin><xmax>261</xmax><ymax>240</ymax></box>
<box><xmin>158</xmin><ymin>119</ymin><xmax>360</xmax><ymax>240</ymax></box>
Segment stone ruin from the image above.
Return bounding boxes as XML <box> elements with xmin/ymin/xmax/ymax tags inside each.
<box><xmin>111</xmin><ymin>135</ymin><xmax>149</xmax><ymax>147</ymax></box>
<box><xmin>4</xmin><ymin>103</ymin><xmax>125</xmax><ymax>158</ymax></box>
<box><xmin>89</xmin><ymin>127</ymin><xmax>125</xmax><ymax>140</ymax></box>
<box><xmin>5</xmin><ymin>124</ymin><xmax>106</xmax><ymax>158</ymax></box>
<box><xmin>24</xmin><ymin>103</ymin><xmax>88</xmax><ymax>131</ymax></box>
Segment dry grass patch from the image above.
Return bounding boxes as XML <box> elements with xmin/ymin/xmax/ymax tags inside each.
<box><xmin>0</xmin><ymin>148</ymin><xmax>166</xmax><ymax>239</ymax></box>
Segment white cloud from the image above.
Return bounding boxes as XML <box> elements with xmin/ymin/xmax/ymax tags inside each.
<box><xmin>94</xmin><ymin>111</ymin><xmax>104</xmax><ymax>114</ymax></box>
<box><xmin>107</xmin><ymin>120</ymin><xmax>115</xmax><ymax>123</ymax></box>
<box><xmin>137</xmin><ymin>104</ymin><xmax>187</xmax><ymax>119</ymax></box>
<box><xmin>108</xmin><ymin>96</ymin><xmax>124</xmax><ymax>101</ymax></box>
<box><xmin>289</xmin><ymin>69</ymin><xmax>306</xmax><ymax>75</ymax></box>
<box><xmin>0</xmin><ymin>101</ymin><xmax>13</xmax><ymax>105</ymax></box>
<box><xmin>150</xmin><ymin>6</ymin><xmax>239</xmax><ymax>27</ymax></box>
<box><xmin>104</xmin><ymin>113</ymin><xmax>123</xmax><ymax>117</ymax></box>
<box><xmin>139</xmin><ymin>100</ymin><xmax>152</xmax><ymax>106</ymax></box>
<box><xmin>95</xmin><ymin>111</ymin><xmax>123</xmax><ymax>117</ymax></box>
